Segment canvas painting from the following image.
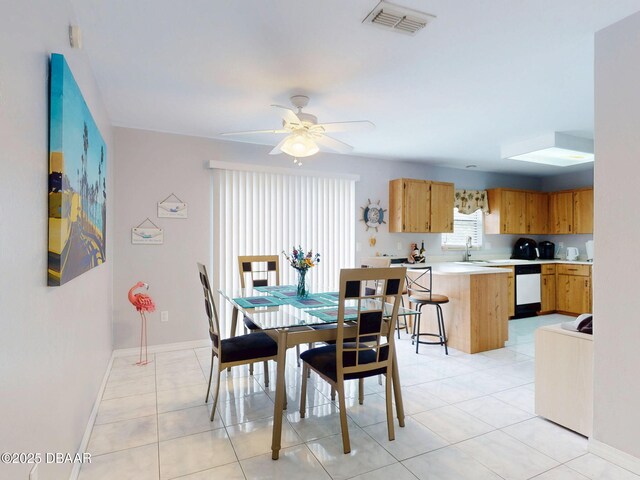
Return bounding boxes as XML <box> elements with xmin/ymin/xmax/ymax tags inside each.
<box><xmin>48</xmin><ymin>53</ymin><xmax>107</xmax><ymax>286</ymax></box>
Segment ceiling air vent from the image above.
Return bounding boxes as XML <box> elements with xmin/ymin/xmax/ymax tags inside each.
<box><xmin>362</xmin><ymin>1</ymin><xmax>435</xmax><ymax>36</ymax></box>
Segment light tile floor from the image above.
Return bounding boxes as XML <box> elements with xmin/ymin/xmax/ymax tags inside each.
<box><xmin>79</xmin><ymin>314</ymin><xmax>638</xmax><ymax>480</ymax></box>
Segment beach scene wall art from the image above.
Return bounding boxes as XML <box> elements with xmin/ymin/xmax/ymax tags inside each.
<box><xmin>48</xmin><ymin>53</ymin><xmax>106</xmax><ymax>286</ymax></box>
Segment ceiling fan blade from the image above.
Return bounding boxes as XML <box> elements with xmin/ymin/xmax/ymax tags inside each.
<box><xmin>312</xmin><ymin>120</ymin><xmax>375</xmax><ymax>133</ymax></box>
<box><xmin>271</xmin><ymin>104</ymin><xmax>303</xmax><ymax>128</ymax></box>
<box><xmin>220</xmin><ymin>129</ymin><xmax>289</xmax><ymax>136</ymax></box>
<box><xmin>315</xmin><ymin>135</ymin><xmax>354</xmax><ymax>154</ymax></box>
<box><xmin>269</xmin><ymin>135</ymin><xmax>290</xmax><ymax>155</ymax></box>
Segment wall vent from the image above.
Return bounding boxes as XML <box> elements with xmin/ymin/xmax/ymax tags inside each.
<box><xmin>362</xmin><ymin>1</ymin><xmax>435</xmax><ymax>36</ymax></box>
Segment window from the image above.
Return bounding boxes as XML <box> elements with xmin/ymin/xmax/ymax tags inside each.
<box><xmin>441</xmin><ymin>208</ymin><xmax>483</xmax><ymax>249</ymax></box>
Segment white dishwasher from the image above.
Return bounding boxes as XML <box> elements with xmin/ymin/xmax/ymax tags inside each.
<box><xmin>514</xmin><ymin>264</ymin><xmax>541</xmax><ymax>318</ymax></box>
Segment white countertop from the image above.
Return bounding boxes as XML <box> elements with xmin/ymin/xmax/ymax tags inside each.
<box><xmin>403</xmin><ymin>259</ymin><xmax>593</xmax><ymax>276</ymax></box>
<box><xmin>404</xmin><ymin>263</ymin><xmax>512</xmax><ymax>275</ymax></box>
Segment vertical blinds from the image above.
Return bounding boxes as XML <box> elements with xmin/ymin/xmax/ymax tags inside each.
<box><xmin>212</xmin><ymin>168</ymin><xmax>356</xmax><ymax>307</ymax></box>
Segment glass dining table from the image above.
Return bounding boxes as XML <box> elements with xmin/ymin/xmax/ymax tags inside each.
<box><xmin>218</xmin><ymin>285</ymin><xmax>420</xmax><ymax>460</ymax></box>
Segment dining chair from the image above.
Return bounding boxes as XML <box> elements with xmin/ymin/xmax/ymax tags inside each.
<box><xmin>238</xmin><ymin>254</ymin><xmax>304</xmax><ymax>369</ymax></box>
<box><xmin>406</xmin><ymin>266</ymin><xmax>449</xmax><ymax>354</ymax></box>
<box><xmin>360</xmin><ymin>257</ymin><xmax>409</xmax><ymax>338</ymax></box>
<box><xmin>299</xmin><ymin>267</ymin><xmax>406</xmax><ymax>454</ymax></box>
<box><xmin>197</xmin><ymin>262</ymin><xmax>278</xmax><ymax>421</ymax></box>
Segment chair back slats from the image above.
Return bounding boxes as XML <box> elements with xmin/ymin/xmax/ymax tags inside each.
<box><xmin>197</xmin><ymin>263</ymin><xmax>220</xmax><ymax>355</ymax></box>
<box><xmin>336</xmin><ymin>267</ymin><xmax>405</xmax><ymax>376</ymax></box>
<box><xmin>406</xmin><ymin>266</ymin><xmax>433</xmax><ymax>301</ymax></box>
<box><xmin>238</xmin><ymin>255</ymin><xmax>280</xmax><ymax>289</ymax></box>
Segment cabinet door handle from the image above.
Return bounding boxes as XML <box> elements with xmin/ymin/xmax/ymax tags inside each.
<box><xmin>568</xmin><ymin>268</ymin><xmax>578</xmax><ymax>272</ymax></box>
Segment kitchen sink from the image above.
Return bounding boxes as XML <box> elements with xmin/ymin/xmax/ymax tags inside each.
<box><xmin>454</xmin><ymin>260</ymin><xmax>491</xmax><ymax>266</ymax></box>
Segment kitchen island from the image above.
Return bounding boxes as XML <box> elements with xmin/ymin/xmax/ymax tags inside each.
<box><xmin>407</xmin><ymin>263</ymin><xmax>510</xmax><ymax>354</ymax></box>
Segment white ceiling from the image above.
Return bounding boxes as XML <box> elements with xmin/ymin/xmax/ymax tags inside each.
<box><xmin>72</xmin><ymin>0</ymin><xmax>640</xmax><ymax>176</ymax></box>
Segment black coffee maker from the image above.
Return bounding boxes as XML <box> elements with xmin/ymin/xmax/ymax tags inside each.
<box><xmin>511</xmin><ymin>238</ymin><xmax>538</xmax><ymax>260</ymax></box>
<box><xmin>538</xmin><ymin>241</ymin><xmax>555</xmax><ymax>260</ymax></box>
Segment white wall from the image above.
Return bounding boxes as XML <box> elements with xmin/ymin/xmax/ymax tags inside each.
<box><xmin>0</xmin><ymin>2</ymin><xmax>113</xmax><ymax>479</ymax></box>
<box><xmin>115</xmin><ymin>127</ymin><xmax>590</xmax><ymax>349</ymax></box>
<box><xmin>593</xmin><ymin>11</ymin><xmax>640</xmax><ymax>461</ymax></box>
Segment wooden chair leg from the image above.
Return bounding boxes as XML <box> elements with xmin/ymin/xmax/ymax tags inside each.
<box><xmin>249</xmin><ymin>362</ymin><xmax>254</xmax><ymax>375</ymax></box>
<box><xmin>210</xmin><ymin>363</ymin><xmax>222</xmax><ymax>422</ymax></box>
<box><xmin>331</xmin><ymin>386</ymin><xmax>336</xmax><ymax>401</ymax></box>
<box><xmin>205</xmin><ymin>352</ymin><xmax>214</xmax><ymax>403</ymax></box>
<box><xmin>358</xmin><ymin>378</ymin><xmax>364</xmax><ymax>405</ymax></box>
<box><xmin>385</xmin><ymin>369</ymin><xmax>395</xmax><ymax>441</ymax></box>
<box><xmin>296</xmin><ymin>344</ymin><xmax>301</xmax><ymax>367</ymax></box>
<box><xmin>337</xmin><ymin>383</ymin><xmax>351</xmax><ymax>454</ymax></box>
<box><xmin>300</xmin><ymin>364</ymin><xmax>309</xmax><ymax>418</ymax></box>
<box><xmin>264</xmin><ymin>361</ymin><xmax>270</xmax><ymax>387</ymax></box>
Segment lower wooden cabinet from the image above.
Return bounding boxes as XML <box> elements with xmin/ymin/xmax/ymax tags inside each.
<box><xmin>557</xmin><ymin>275</ymin><xmax>591</xmax><ymax>314</ymax></box>
<box><xmin>541</xmin><ymin>274</ymin><xmax>556</xmax><ymax>312</ymax></box>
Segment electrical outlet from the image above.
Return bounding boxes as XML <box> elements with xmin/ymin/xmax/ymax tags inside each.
<box><xmin>397</xmin><ymin>242</ymin><xmax>403</xmax><ymax>251</ymax></box>
<box><xmin>355</xmin><ymin>242</ymin><xmax>361</xmax><ymax>252</ymax></box>
<box><xmin>558</xmin><ymin>242</ymin><xmax>564</xmax><ymax>248</ymax></box>
<box><xmin>30</xmin><ymin>464</ymin><xmax>38</xmax><ymax>480</ymax></box>
<box><xmin>161</xmin><ymin>311</ymin><xmax>169</xmax><ymax>322</ymax></box>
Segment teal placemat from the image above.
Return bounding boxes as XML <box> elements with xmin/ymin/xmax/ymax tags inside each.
<box><xmin>306</xmin><ymin>307</ymin><xmax>359</xmax><ymax>322</ymax></box>
<box><xmin>232</xmin><ymin>296</ymin><xmax>287</xmax><ymax>309</ymax></box>
<box><xmin>254</xmin><ymin>285</ymin><xmax>296</xmax><ymax>294</ymax></box>
<box><xmin>318</xmin><ymin>291</ymin><xmax>340</xmax><ymax>300</ymax></box>
<box><xmin>284</xmin><ymin>294</ymin><xmax>338</xmax><ymax>309</ymax></box>
<box><xmin>271</xmin><ymin>289</ymin><xmax>303</xmax><ymax>299</ymax></box>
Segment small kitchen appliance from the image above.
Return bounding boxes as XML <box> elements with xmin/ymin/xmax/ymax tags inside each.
<box><xmin>566</xmin><ymin>247</ymin><xmax>579</xmax><ymax>261</ymax></box>
<box><xmin>585</xmin><ymin>240</ymin><xmax>594</xmax><ymax>261</ymax></box>
<box><xmin>538</xmin><ymin>241</ymin><xmax>555</xmax><ymax>260</ymax></box>
<box><xmin>511</xmin><ymin>238</ymin><xmax>538</xmax><ymax>260</ymax></box>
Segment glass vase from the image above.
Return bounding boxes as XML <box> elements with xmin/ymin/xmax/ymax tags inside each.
<box><xmin>296</xmin><ymin>269</ymin><xmax>308</xmax><ymax>297</ymax></box>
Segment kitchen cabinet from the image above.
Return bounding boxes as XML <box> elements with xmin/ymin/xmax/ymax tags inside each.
<box><xmin>573</xmin><ymin>188</ymin><xmax>594</xmax><ymax>234</ymax></box>
<box><xmin>388</xmin><ymin>179</ymin><xmax>454</xmax><ymax>233</ymax></box>
<box><xmin>490</xmin><ymin>265</ymin><xmax>515</xmax><ymax>317</ymax></box>
<box><xmin>430</xmin><ymin>182</ymin><xmax>455</xmax><ymax>232</ymax></box>
<box><xmin>526</xmin><ymin>192</ymin><xmax>549</xmax><ymax>235</ymax></box>
<box><xmin>556</xmin><ymin>264</ymin><xmax>592</xmax><ymax>314</ymax></box>
<box><xmin>485</xmin><ymin>189</ymin><xmax>547</xmax><ymax>234</ymax></box>
<box><xmin>550</xmin><ymin>188</ymin><xmax>594</xmax><ymax>234</ymax></box>
<box><xmin>540</xmin><ymin>264</ymin><xmax>556</xmax><ymax>313</ymax></box>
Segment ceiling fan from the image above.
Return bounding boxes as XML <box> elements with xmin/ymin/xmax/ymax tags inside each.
<box><xmin>220</xmin><ymin>95</ymin><xmax>375</xmax><ymax>159</ymax></box>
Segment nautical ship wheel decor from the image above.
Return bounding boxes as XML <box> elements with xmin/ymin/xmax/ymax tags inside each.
<box><xmin>360</xmin><ymin>199</ymin><xmax>387</xmax><ymax>231</ymax></box>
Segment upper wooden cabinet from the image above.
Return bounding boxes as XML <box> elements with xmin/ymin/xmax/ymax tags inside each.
<box><xmin>550</xmin><ymin>188</ymin><xmax>593</xmax><ymax>234</ymax></box>
<box><xmin>389</xmin><ymin>179</ymin><xmax>454</xmax><ymax>233</ymax></box>
<box><xmin>485</xmin><ymin>189</ymin><xmax>548</xmax><ymax>234</ymax></box>
<box><xmin>573</xmin><ymin>188</ymin><xmax>594</xmax><ymax>234</ymax></box>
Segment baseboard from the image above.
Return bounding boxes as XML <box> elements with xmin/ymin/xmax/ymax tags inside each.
<box><xmin>589</xmin><ymin>438</ymin><xmax>640</xmax><ymax>475</ymax></box>
<box><xmin>112</xmin><ymin>338</ymin><xmax>211</xmax><ymax>358</ymax></box>
<box><xmin>69</xmin><ymin>351</ymin><xmax>115</xmax><ymax>480</ymax></box>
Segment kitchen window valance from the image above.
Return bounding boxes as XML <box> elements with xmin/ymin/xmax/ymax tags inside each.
<box><xmin>454</xmin><ymin>189</ymin><xmax>489</xmax><ymax>215</ymax></box>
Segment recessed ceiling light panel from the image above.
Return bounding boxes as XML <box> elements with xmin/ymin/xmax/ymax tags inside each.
<box><xmin>502</xmin><ymin>133</ymin><xmax>594</xmax><ymax>167</ymax></box>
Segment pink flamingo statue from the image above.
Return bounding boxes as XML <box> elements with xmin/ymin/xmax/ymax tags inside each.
<box><xmin>128</xmin><ymin>282</ymin><xmax>156</xmax><ymax>365</ymax></box>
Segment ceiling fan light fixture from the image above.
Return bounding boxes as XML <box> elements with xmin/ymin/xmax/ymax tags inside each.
<box><xmin>281</xmin><ymin>131</ymin><xmax>319</xmax><ymax>158</ymax></box>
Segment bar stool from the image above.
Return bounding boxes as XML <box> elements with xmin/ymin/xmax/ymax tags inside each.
<box><xmin>406</xmin><ymin>266</ymin><xmax>449</xmax><ymax>355</ymax></box>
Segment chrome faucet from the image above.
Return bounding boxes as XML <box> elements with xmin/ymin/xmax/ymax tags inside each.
<box><xmin>464</xmin><ymin>236</ymin><xmax>472</xmax><ymax>262</ymax></box>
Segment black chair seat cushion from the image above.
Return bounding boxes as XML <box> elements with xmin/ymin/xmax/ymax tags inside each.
<box><xmin>300</xmin><ymin>344</ymin><xmax>388</xmax><ymax>382</ymax></box>
<box><xmin>220</xmin><ymin>331</ymin><xmax>277</xmax><ymax>363</ymax></box>
<box><xmin>244</xmin><ymin>315</ymin><xmax>261</xmax><ymax>331</ymax></box>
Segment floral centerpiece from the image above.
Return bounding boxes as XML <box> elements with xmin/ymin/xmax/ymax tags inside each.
<box><xmin>282</xmin><ymin>246</ymin><xmax>321</xmax><ymax>297</ymax></box>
